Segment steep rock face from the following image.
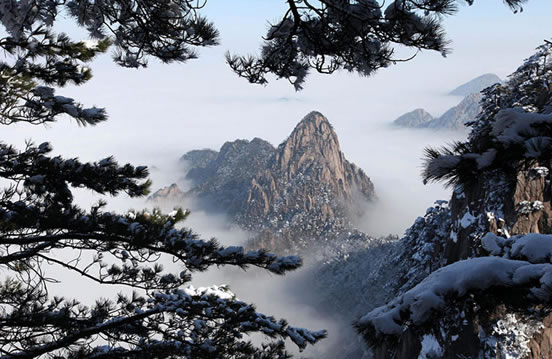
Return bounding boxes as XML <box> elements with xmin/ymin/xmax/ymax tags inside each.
<box><xmin>363</xmin><ymin>166</ymin><xmax>552</xmax><ymax>359</ymax></box>
<box><xmin>444</xmin><ymin>165</ymin><xmax>552</xmax><ymax>264</ymax></box>
<box><xmin>449</xmin><ymin>73</ymin><xmax>502</xmax><ymax>96</ymax></box>
<box><xmin>239</xmin><ymin>112</ymin><xmax>375</xmax><ymax>238</ymax></box>
<box><xmin>393</xmin><ymin>108</ymin><xmax>434</xmax><ymax>127</ymax></box>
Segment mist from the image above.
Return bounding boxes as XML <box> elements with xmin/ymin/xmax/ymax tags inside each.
<box><xmin>1</xmin><ymin>67</ymin><xmax>477</xmax><ymax>358</ymax></box>
<box><xmin>49</xmin><ymin>102</ymin><xmax>465</xmax><ymax>357</ymax></box>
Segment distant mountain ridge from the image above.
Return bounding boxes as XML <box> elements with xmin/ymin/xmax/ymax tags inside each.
<box><xmin>425</xmin><ymin>93</ymin><xmax>483</xmax><ymax>130</ymax></box>
<box><xmin>449</xmin><ymin>73</ymin><xmax>502</xmax><ymax>96</ymax></box>
<box><xmin>393</xmin><ymin>108</ymin><xmax>434</xmax><ymax>128</ymax></box>
<box><xmin>393</xmin><ymin>73</ymin><xmax>501</xmax><ymax>130</ymax></box>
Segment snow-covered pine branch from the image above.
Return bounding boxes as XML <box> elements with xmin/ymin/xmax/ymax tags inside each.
<box><xmin>0</xmin><ymin>1</ymin><xmax>326</xmax><ymax>357</ymax></box>
<box><xmin>422</xmin><ymin>40</ymin><xmax>552</xmax><ymax>188</ymax></box>
<box><xmin>227</xmin><ymin>0</ymin><xmax>527</xmax><ymax>90</ymax></box>
<box><xmin>0</xmin><ymin>283</ymin><xmax>325</xmax><ymax>359</ymax></box>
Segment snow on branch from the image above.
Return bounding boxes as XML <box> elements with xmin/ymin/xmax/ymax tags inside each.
<box><xmin>227</xmin><ymin>0</ymin><xmax>526</xmax><ymax>90</ymax></box>
<box><xmin>482</xmin><ymin>232</ymin><xmax>552</xmax><ymax>263</ymax></box>
<box><xmin>357</xmin><ymin>257</ymin><xmax>552</xmax><ymax>338</ymax></box>
<box><xmin>0</xmin><ymin>284</ymin><xmax>325</xmax><ymax>358</ymax></box>
<box><xmin>422</xmin><ymin>40</ymin><xmax>552</xmax><ymax>187</ymax></box>
<box><xmin>0</xmin><ymin>142</ymin><xmax>150</xmax><ymax>204</ymax></box>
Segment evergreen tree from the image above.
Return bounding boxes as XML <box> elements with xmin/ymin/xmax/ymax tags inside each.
<box><xmin>1</xmin><ymin>1</ymin><xmax>529</xmax><ymax>90</ymax></box>
<box><xmin>0</xmin><ymin>2</ymin><xmax>325</xmax><ymax>358</ymax></box>
<box><xmin>226</xmin><ymin>0</ymin><xmax>528</xmax><ymax>90</ymax></box>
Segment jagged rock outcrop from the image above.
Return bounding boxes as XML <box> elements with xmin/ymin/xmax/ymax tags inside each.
<box><xmin>148</xmin><ymin>183</ymin><xmax>184</xmax><ymax>204</ymax></box>
<box><xmin>358</xmin><ymin>42</ymin><xmax>552</xmax><ymax>359</ymax></box>
<box><xmin>449</xmin><ymin>73</ymin><xmax>502</xmax><ymax>96</ymax></box>
<box><xmin>393</xmin><ymin>108</ymin><xmax>434</xmax><ymax>128</ymax></box>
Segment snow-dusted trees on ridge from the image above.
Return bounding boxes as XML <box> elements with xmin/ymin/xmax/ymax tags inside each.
<box><xmin>357</xmin><ymin>43</ymin><xmax>552</xmax><ymax>357</ymax></box>
<box><xmin>0</xmin><ymin>2</ymin><xmax>326</xmax><ymax>358</ymax></box>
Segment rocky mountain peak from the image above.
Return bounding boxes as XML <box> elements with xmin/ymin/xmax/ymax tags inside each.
<box><xmin>148</xmin><ymin>183</ymin><xmax>184</xmax><ymax>203</ymax></box>
<box><xmin>240</xmin><ymin>111</ymin><xmax>375</xmax><ymax>244</ymax></box>
<box><xmin>150</xmin><ymin>111</ymin><xmax>376</xmax><ymax>253</ymax></box>
<box><xmin>289</xmin><ymin>111</ymin><xmax>336</xmax><ymax>140</ymax></box>
<box><xmin>279</xmin><ymin>112</ymin><xmax>339</xmax><ymax>164</ymax></box>
<box><xmin>274</xmin><ymin>112</ymin><xmax>346</xmax><ymax>183</ymax></box>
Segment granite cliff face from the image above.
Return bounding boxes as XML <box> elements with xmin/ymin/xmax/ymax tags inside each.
<box><xmin>151</xmin><ymin>111</ymin><xmax>376</xmax><ymax>252</ymax></box>
<box><xmin>239</xmin><ymin>112</ymin><xmax>375</xmax><ymax>237</ymax></box>
<box><xmin>360</xmin><ymin>164</ymin><xmax>552</xmax><ymax>359</ymax></box>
